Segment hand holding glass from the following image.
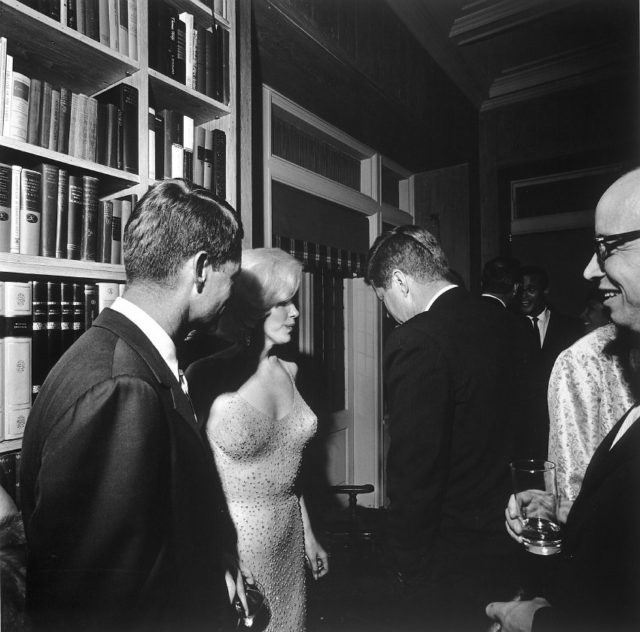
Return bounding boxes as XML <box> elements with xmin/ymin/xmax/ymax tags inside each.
<box><xmin>510</xmin><ymin>459</ymin><xmax>562</xmax><ymax>555</ymax></box>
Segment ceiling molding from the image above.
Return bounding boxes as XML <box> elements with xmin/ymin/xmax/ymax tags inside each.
<box><xmin>450</xmin><ymin>0</ymin><xmax>581</xmax><ymax>45</ymax></box>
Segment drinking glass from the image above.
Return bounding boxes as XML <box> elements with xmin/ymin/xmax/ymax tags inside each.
<box><xmin>510</xmin><ymin>459</ymin><xmax>562</xmax><ymax>556</ymax></box>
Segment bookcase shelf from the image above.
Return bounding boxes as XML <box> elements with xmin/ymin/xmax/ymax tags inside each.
<box><xmin>0</xmin><ymin>0</ymin><xmax>140</xmax><ymax>95</ymax></box>
<box><xmin>0</xmin><ymin>137</ymin><xmax>141</xmax><ymax>195</ymax></box>
<box><xmin>148</xmin><ymin>69</ymin><xmax>231</xmax><ymax>126</ymax></box>
<box><xmin>0</xmin><ymin>253</ymin><xmax>126</xmax><ymax>281</ymax></box>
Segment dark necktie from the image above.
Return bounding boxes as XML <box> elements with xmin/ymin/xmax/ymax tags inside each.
<box><xmin>531</xmin><ymin>316</ymin><xmax>541</xmax><ymax>347</ymax></box>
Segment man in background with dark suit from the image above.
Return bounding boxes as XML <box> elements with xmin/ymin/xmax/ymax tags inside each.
<box><xmin>481</xmin><ymin>255</ymin><xmax>523</xmax><ymax>310</ymax></box>
<box><xmin>519</xmin><ymin>265</ymin><xmax>584</xmax><ymax>457</ymax></box>
<box><xmin>366</xmin><ymin>225</ymin><xmax>534</xmax><ymax>631</ymax></box>
<box><xmin>21</xmin><ymin>180</ymin><xmax>244</xmax><ymax>632</ymax></box>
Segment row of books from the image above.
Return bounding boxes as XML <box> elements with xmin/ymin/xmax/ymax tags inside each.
<box><xmin>148</xmin><ymin>107</ymin><xmax>226</xmax><ymax>197</ymax></box>
<box><xmin>0</xmin><ymin>279</ymin><xmax>123</xmax><ymax>442</ymax></box>
<box><xmin>20</xmin><ymin>0</ymin><xmax>138</xmax><ymax>61</ymax></box>
<box><xmin>0</xmin><ymin>162</ymin><xmax>134</xmax><ymax>263</ymax></box>
<box><xmin>149</xmin><ymin>1</ymin><xmax>230</xmax><ymax>104</ymax></box>
<box><xmin>0</xmin><ymin>42</ymin><xmax>139</xmax><ymax>174</ymax></box>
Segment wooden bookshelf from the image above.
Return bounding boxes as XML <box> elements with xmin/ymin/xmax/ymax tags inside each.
<box><xmin>0</xmin><ymin>0</ymin><xmax>240</xmax><ymax>454</ymax></box>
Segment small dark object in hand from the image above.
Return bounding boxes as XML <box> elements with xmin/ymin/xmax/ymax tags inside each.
<box><xmin>233</xmin><ymin>581</ymin><xmax>270</xmax><ymax>631</ymax></box>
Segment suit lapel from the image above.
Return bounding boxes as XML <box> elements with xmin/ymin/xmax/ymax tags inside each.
<box><xmin>92</xmin><ymin>309</ymin><xmax>201</xmax><ymax>435</ymax></box>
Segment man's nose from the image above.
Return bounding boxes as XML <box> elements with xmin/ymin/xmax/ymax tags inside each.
<box><xmin>583</xmin><ymin>253</ymin><xmax>603</xmax><ymax>280</ymax></box>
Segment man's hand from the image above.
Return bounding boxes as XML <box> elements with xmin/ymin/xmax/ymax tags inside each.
<box><xmin>486</xmin><ymin>597</ymin><xmax>550</xmax><ymax>632</ymax></box>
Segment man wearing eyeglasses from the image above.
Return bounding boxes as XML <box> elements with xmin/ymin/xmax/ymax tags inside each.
<box><xmin>486</xmin><ymin>169</ymin><xmax>640</xmax><ymax>632</ymax></box>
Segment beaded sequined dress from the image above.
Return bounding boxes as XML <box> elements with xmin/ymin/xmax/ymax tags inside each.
<box><xmin>206</xmin><ymin>362</ymin><xmax>317</xmax><ymax>632</ymax></box>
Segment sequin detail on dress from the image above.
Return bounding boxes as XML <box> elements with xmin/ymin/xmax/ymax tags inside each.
<box><xmin>207</xmin><ymin>365</ymin><xmax>317</xmax><ymax>632</ymax></box>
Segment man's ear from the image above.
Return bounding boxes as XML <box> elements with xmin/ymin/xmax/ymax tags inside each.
<box><xmin>194</xmin><ymin>252</ymin><xmax>209</xmax><ymax>293</ymax></box>
<box><xmin>391</xmin><ymin>269</ymin><xmax>409</xmax><ymax>296</ymax></box>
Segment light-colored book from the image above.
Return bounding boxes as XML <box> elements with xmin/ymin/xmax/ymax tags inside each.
<box><xmin>127</xmin><ymin>0</ymin><xmax>138</xmax><ymax>61</ymax></box>
<box><xmin>2</xmin><ymin>55</ymin><xmax>14</xmax><ymax>137</ymax></box>
<box><xmin>0</xmin><ymin>37</ymin><xmax>7</xmax><ymax>136</ymax></box>
<box><xmin>179</xmin><ymin>12</ymin><xmax>194</xmax><ymax>89</ymax></box>
<box><xmin>9</xmin><ymin>165</ymin><xmax>21</xmax><ymax>254</ymax></box>
<box><xmin>97</xmin><ymin>282</ymin><xmax>119</xmax><ymax>312</ymax></box>
<box><xmin>3</xmin><ymin>281</ymin><xmax>32</xmax><ymax>441</ymax></box>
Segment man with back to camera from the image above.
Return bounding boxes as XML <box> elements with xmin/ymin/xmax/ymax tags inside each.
<box><xmin>481</xmin><ymin>255</ymin><xmax>524</xmax><ymax>310</ymax></box>
<box><xmin>486</xmin><ymin>168</ymin><xmax>640</xmax><ymax>632</ymax></box>
<box><xmin>365</xmin><ymin>225</ymin><xmax>536</xmax><ymax>631</ymax></box>
<box><xmin>20</xmin><ymin>180</ymin><xmax>244</xmax><ymax>632</ymax></box>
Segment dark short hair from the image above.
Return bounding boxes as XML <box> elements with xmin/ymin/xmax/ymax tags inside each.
<box><xmin>365</xmin><ymin>225</ymin><xmax>449</xmax><ymax>288</ymax></box>
<box><xmin>482</xmin><ymin>256</ymin><xmax>522</xmax><ymax>293</ymax></box>
<box><xmin>123</xmin><ymin>180</ymin><xmax>243</xmax><ymax>285</ymax></box>
<box><xmin>520</xmin><ymin>265</ymin><xmax>549</xmax><ymax>291</ymax></box>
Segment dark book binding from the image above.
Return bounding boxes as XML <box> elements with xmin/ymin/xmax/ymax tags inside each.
<box><xmin>31</xmin><ymin>280</ymin><xmax>48</xmax><ymax>402</ymax></box>
<box><xmin>46</xmin><ymin>280</ymin><xmax>62</xmax><ymax>374</ymax></box>
<box><xmin>57</xmin><ymin>87</ymin><xmax>72</xmax><ymax>154</ymax></box>
<box><xmin>66</xmin><ymin>174</ymin><xmax>83</xmax><ymax>259</ymax></box>
<box><xmin>97</xmin><ymin>200</ymin><xmax>113</xmax><ymax>263</ymax></box>
<box><xmin>154</xmin><ymin>112</ymin><xmax>165</xmax><ymax>180</ymax></box>
<box><xmin>26</xmin><ymin>78</ymin><xmax>42</xmax><ymax>146</ymax></box>
<box><xmin>212</xmin><ymin>129</ymin><xmax>226</xmax><ymax>200</ymax></box>
<box><xmin>98</xmin><ymin>84</ymin><xmax>138</xmax><ymax>174</ymax></box>
<box><xmin>60</xmin><ymin>282</ymin><xmax>75</xmax><ymax>354</ymax></box>
<box><xmin>80</xmin><ymin>175</ymin><xmax>99</xmax><ymax>261</ymax></box>
<box><xmin>72</xmin><ymin>283</ymin><xmax>85</xmax><ymax>340</ymax></box>
<box><xmin>55</xmin><ymin>169</ymin><xmax>69</xmax><ymax>258</ymax></box>
<box><xmin>39</xmin><ymin>81</ymin><xmax>53</xmax><ymax>149</ymax></box>
<box><xmin>37</xmin><ymin>162</ymin><xmax>59</xmax><ymax>257</ymax></box>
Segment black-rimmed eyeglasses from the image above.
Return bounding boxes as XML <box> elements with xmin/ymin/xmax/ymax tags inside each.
<box><xmin>594</xmin><ymin>229</ymin><xmax>640</xmax><ymax>269</ymax></box>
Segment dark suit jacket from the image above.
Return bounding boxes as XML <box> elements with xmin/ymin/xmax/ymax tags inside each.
<box><xmin>534</xmin><ymin>406</ymin><xmax>640</xmax><ymax>632</ymax></box>
<box><xmin>21</xmin><ymin>309</ymin><xmax>236</xmax><ymax>632</ymax></box>
<box><xmin>540</xmin><ymin>309</ymin><xmax>584</xmax><ymax>379</ymax></box>
<box><xmin>383</xmin><ymin>287</ymin><xmax>535</xmax><ymax>590</ymax></box>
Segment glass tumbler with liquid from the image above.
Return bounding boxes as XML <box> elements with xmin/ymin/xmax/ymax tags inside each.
<box><xmin>510</xmin><ymin>459</ymin><xmax>562</xmax><ymax>555</ymax></box>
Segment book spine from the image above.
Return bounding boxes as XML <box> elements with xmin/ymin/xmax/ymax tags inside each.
<box><xmin>67</xmin><ymin>92</ymin><xmax>79</xmax><ymax>157</ymax></box>
<box><xmin>37</xmin><ymin>162</ymin><xmax>59</xmax><ymax>257</ymax></box>
<box><xmin>48</xmin><ymin>87</ymin><xmax>60</xmax><ymax>151</ymax></box>
<box><xmin>127</xmin><ymin>0</ymin><xmax>138</xmax><ymax>61</ymax></box>
<box><xmin>108</xmin><ymin>0</ymin><xmax>119</xmax><ymax>51</ymax></box>
<box><xmin>183</xmin><ymin>114</ymin><xmax>194</xmax><ymax>182</ymax></box>
<box><xmin>66</xmin><ymin>174</ymin><xmax>83</xmax><ymax>259</ymax></box>
<box><xmin>213</xmin><ymin>22</ymin><xmax>224</xmax><ymax>102</ymax></box>
<box><xmin>85</xmin><ymin>96</ymin><xmax>98</xmax><ymax>162</ymax></box>
<box><xmin>204</xmin><ymin>28</ymin><xmax>214</xmax><ymax>98</ymax></box>
<box><xmin>76</xmin><ymin>0</ymin><xmax>86</xmax><ymax>34</ymax></box>
<box><xmin>39</xmin><ymin>81</ymin><xmax>52</xmax><ymax>149</ymax></box>
<box><xmin>19</xmin><ymin>169</ymin><xmax>42</xmax><ymax>256</ymax></box>
<box><xmin>0</xmin><ymin>37</ymin><xmax>7</xmax><ymax>135</ymax></box>
<box><xmin>72</xmin><ymin>283</ymin><xmax>85</xmax><ymax>340</ymax></box>
<box><xmin>203</xmin><ymin>129</ymin><xmax>213</xmax><ymax>190</ymax></box>
<box><xmin>60</xmin><ymin>282</ymin><xmax>74</xmax><ymax>355</ymax></box>
<box><xmin>57</xmin><ymin>87</ymin><xmax>71</xmax><ymax>154</ymax></box>
<box><xmin>31</xmin><ymin>280</ymin><xmax>47</xmax><ymax>402</ymax></box>
<box><xmin>85</xmin><ymin>0</ymin><xmax>99</xmax><ymax>42</ymax></box>
<box><xmin>110</xmin><ymin>199</ymin><xmax>122</xmax><ymax>264</ymax></box>
<box><xmin>98</xmin><ymin>0</ymin><xmax>110</xmax><ymax>46</ymax></box>
<box><xmin>118</xmin><ymin>0</ymin><xmax>129</xmax><ymax>56</ymax></box>
<box><xmin>154</xmin><ymin>111</ymin><xmax>164</xmax><ymax>180</ymax></box>
<box><xmin>196</xmin><ymin>27</ymin><xmax>206</xmax><ymax>95</ymax></box>
<box><xmin>26</xmin><ymin>78</ymin><xmax>42</xmax><ymax>145</ymax></box>
<box><xmin>55</xmin><ymin>169</ymin><xmax>69</xmax><ymax>258</ymax></box>
<box><xmin>80</xmin><ymin>175</ymin><xmax>98</xmax><ymax>261</ymax></box>
<box><xmin>0</xmin><ymin>163</ymin><xmax>10</xmax><ymax>252</ymax></box>
<box><xmin>193</xmin><ymin>126</ymin><xmax>205</xmax><ymax>186</ymax></box>
<box><xmin>2</xmin><ymin>54</ymin><xmax>13</xmax><ymax>137</ymax></box>
<box><xmin>212</xmin><ymin>129</ymin><xmax>226</xmax><ymax>200</ymax></box>
<box><xmin>179</xmin><ymin>12</ymin><xmax>194</xmax><ymax>89</ymax></box>
<box><xmin>121</xmin><ymin>85</ymin><xmax>138</xmax><ymax>173</ymax></box>
<box><xmin>67</xmin><ymin>0</ymin><xmax>77</xmax><ymax>29</ymax></box>
<box><xmin>45</xmin><ymin>281</ymin><xmax>61</xmax><ymax>376</ymax></box>
<box><xmin>96</xmin><ymin>200</ymin><xmax>112</xmax><ymax>263</ymax></box>
<box><xmin>3</xmin><ymin>281</ymin><xmax>32</xmax><ymax>440</ymax></box>
<box><xmin>9</xmin><ymin>165</ymin><xmax>21</xmax><ymax>254</ymax></box>
<box><xmin>7</xmin><ymin>71</ymin><xmax>30</xmax><ymax>142</ymax></box>
<box><xmin>148</xmin><ymin>107</ymin><xmax>156</xmax><ymax>180</ymax></box>
<box><xmin>83</xmin><ymin>283</ymin><xmax>98</xmax><ymax>330</ymax></box>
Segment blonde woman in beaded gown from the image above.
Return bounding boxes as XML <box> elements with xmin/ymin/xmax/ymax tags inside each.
<box><xmin>186</xmin><ymin>248</ymin><xmax>329</xmax><ymax>632</ymax></box>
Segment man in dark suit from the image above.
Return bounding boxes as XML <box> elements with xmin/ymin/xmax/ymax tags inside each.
<box><xmin>20</xmin><ymin>180</ymin><xmax>244</xmax><ymax>632</ymax></box>
<box><xmin>481</xmin><ymin>255</ymin><xmax>523</xmax><ymax>310</ymax></box>
<box><xmin>487</xmin><ymin>168</ymin><xmax>640</xmax><ymax>632</ymax></box>
<box><xmin>519</xmin><ymin>265</ymin><xmax>584</xmax><ymax>457</ymax></box>
<box><xmin>365</xmin><ymin>225</ymin><xmax>534</xmax><ymax>630</ymax></box>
